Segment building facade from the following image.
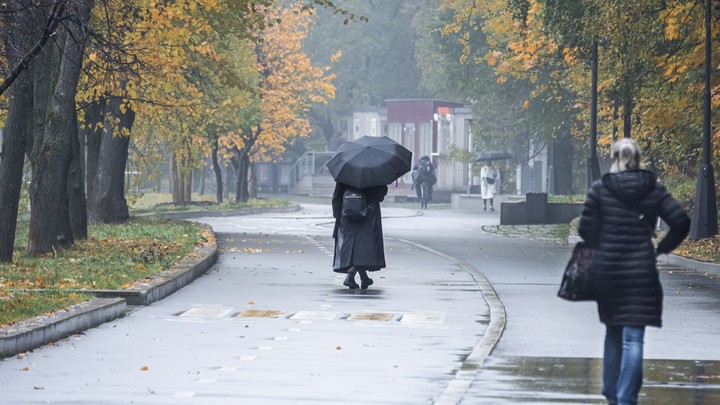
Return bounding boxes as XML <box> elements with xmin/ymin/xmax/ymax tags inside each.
<box><xmin>351</xmin><ymin>99</ymin><xmax>474</xmax><ymax>193</ymax></box>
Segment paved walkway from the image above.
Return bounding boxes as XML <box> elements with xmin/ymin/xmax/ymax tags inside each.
<box><xmin>1</xmin><ymin>201</ymin><xmax>719</xmax><ymax>404</ymax></box>
<box><xmin>0</xmin><ymin>204</ymin><xmax>497</xmax><ymax>404</ymax></box>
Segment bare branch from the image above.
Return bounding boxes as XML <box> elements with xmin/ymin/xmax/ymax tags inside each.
<box><xmin>0</xmin><ymin>0</ymin><xmax>67</xmax><ymax>96</ymax></box>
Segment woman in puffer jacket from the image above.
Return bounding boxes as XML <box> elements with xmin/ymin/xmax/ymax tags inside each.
<box><xmin>578</xmin><ymin>139</ymin><xmax>690</xmax><ymax>405</ymax></box>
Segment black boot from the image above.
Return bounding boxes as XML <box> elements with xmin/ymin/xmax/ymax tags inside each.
<box><xmin>358</xmin><ymin>269</ymin><xmax>373</xmax><ymax>290</ymax></box>
<box><xmin>343</xmin><ymin>268</ymin><xmax>359</xmax><ymax>289</ymax></box>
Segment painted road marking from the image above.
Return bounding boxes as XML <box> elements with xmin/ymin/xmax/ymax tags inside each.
<box><xmin>179</xmin><ymin>307</ymin><xmax>233</xmax><ymax>318</ymax></box>
<box><xmin>400</xmin><ymin>312</ymin><xmax>446</xmax><ymax>324</ymax></box>
<box><xmin>347</xmin><ymin>312</ymin><xmax>394</xmax><ymax>321</ymax></box>
<box><xmin>235</xmin><ymin>309</ymin><xmax>284</xmax><ymax>318</ymax></box>
<box><xmin>290</xmin><ymin>311</ymin><xmax>338</xmax><ymax>321</ymax></box>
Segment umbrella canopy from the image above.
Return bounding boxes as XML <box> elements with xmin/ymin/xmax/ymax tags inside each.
<box><xmin>326</xmin><ymin>135</ymin><xmax>413</xmax><ymax>189</ymax></box>
<box><xmin>474</xmin><ymin>151</ymin><xmax>512</xmax><ymax>162</ymax></box>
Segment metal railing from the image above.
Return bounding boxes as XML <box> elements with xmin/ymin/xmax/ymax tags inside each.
<box><xmin>287</xmin><ymin>151</ymin><xmax>335</xmax><ymax>193</ymax></box>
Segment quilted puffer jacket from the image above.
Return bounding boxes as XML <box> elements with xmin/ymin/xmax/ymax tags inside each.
<box><xmin>578</xmin><ymin>170</ymin><xmax>690</xmax><ymax>327</ymax></box>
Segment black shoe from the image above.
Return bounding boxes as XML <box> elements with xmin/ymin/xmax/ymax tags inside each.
<box><xmin>490</xmin><ymin>207</ymin><xmax>495</xmax><ymax>211</ymax></box>
<box><xmin>360</xmin><ymin>278</ymin><xmax>373</xmax><ymax>290</ymax></box>
<box><xmin>343</xmin><ymin>275</ymin><xmax>359</xmax><ymax>289</ymax></box>
<box><xmin>483</xmin><ymin>206</ymin><xmax>487</xmax><ymax>211</ymax></box>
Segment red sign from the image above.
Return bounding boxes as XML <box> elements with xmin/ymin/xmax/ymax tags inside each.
<box><xmin>437</xmin><ymin>106</ymin><xmax>452</xmax><ymax>116</ymax></box>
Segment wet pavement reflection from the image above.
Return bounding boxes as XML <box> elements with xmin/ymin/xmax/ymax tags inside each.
<box><xmin>462</xmin><ymin>356</ymin><xmax>720</xmax><ymax>404</ymax></box>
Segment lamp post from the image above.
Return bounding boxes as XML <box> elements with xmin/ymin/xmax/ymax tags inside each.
<box><xmin>586</xmin><ymin>38</ymin><xmax>601</xmax><ymax>189</ymax></box>
<box><xmin>690</xmin><ymin>0</ymin><xmax>718</xmax><ymax>239</ymax></box>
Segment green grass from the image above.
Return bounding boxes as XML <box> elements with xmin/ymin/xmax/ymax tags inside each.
<box><xmin>1</xmin><ymin>218</ymin><xmax>208</xmax><ymax>327</ymax></box>
<box><xmin>550</xmin><ymin>223</ymin><xmax>571</xmax><ymax>240</ymax></box>
<box><xmin>129</xmin><ymin>193</ymin><xmax>291</xmax><ymax>214</ymax></box>
<box><xmin>0</xmin><ymin>291</ymin><xmax>93</xmax><ymax>327</ymax></box>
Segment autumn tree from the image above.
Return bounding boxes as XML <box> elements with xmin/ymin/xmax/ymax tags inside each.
<box><xmin>219</xmin><ymin>4</ymin><xmax>336</xmax><ymax>202</ymax></box>
<box><xmin>27</xmin><ymin>0</ymin><xmax>94</xmax><ymax>255</ymax></box>
<box><xmin>0</xmin><ymin>2</ymin><xmax>42</xmax><ymax>261</ymax></box>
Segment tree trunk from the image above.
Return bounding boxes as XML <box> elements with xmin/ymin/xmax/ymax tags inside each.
<box><xmin>83</xmin><ymin>99</ymin><xmax>107</xmax><ymax>201</ymax></box>
<box><xmin>552</xmin><ymin>131</ymin><xmax>575</xmax><ymax>195</ymax></box>
<box><xmin>612</xmin><ymin>94</ymin><xmax>619</xmax><ymax>142</ymax></box>
<box><xmin>0</xmin><ymin>68</ymin><xmax>33</xmax><ymax>262</ymax></box>
<box><xmin>211</xmin><ymin>143</ymin><xmax>224</xmax><ymax>204</ymax></box>
<box><xmin>28</xmin><ymin>2</ymin><xmax>93</xmax><ymax>255</ymax></box>
<box><xmin>199</xmin><ymin>167</ymin><xmax>205</xmax><ymax>196</ymax></box>
<box><xmin>67</xmin><ymin>107</ymin><xmax>87</xmax><ymax>238</ymax></box>
<box><xmin>171</xmin><ymin>153</ymin><xmax>182</xmax><ymax>204</ymax></box>
<box><xmin>184</xmin><ymin>169</ymin><xmax>192</xmax><ymax>202</ymax></box>
<box><xmin>30</xmin><ymin>46</ymin><xmax>52</xmax><ymax>161</ymax></box>
<box><xmin>171</xmin><ymin>153</ymin><xmax>192</xmax><ymax>204</ymax></box>
<box><xmin>87</xmin><ymin>97</ymin><xmax>132</xmax><ymax>223</ymax></box>
<box><xmin>623</xmin><ymin>94</ymin><xmax>633</xmax><ymax>139</ymax></box>
<box><xmin>235</xmin><ymin>150</ymin><xmax>251</xmax><ymax>202</ymax></box>
<box><xmin>248</xmin><ymin>162</ymin><xmax>257</xmax><ymax>199</ymax></box>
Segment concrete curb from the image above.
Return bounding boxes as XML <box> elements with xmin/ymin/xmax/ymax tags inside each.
<box><xmin>0</xmin><ymin>298</ymin><xmax>126</xmax><ymax>358</ymax></box>
<box><xmin>657</xmin><ymin>253</ymin><xmax>720</xmax><ymax>275</ymax></box>
<box><xmin>390</xmin><ymin>237</ymin><xmax>507</xmax><ymax>405</ymax></box>
<box><xmin>0</xmin><ymin>222</ymin><xmax>219</xmax><ymax>358</ymax></box>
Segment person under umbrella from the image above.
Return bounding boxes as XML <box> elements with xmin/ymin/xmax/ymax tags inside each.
<box><xmin>480</xmin><ymin>160</ymin><xmax>498</xmax><ymax>211</ymax></box>
<box><xmin>326</xmin><ymin>136</ymin><xmax>412</xmax><ymax>290</ymax></box>
<box><xmin>331</xmin><ymin>182</ymin><xmax>387</xmax><ymax>289</ymax></box>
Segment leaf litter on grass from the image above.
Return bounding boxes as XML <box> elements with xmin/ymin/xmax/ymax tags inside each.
<box><xmin>0</xmin><ymin>218</ymin><xmax>207</xmax><ymax>326</ymax></box>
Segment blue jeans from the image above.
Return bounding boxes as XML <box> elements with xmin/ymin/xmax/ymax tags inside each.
<box><xmin>603</xmin><ymin>325</ymin><xmax>645</xmax><ymax>405</ymax></box>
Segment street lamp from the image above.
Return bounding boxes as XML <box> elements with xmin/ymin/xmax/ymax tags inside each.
<box><xmin>690</xmin><ymin>0</ymin><xmax>718</xmax><ymax>239</ymax></box>
<box><xmin>586</xmin><ymin>38</ymin><xmax>601</xmax><ymax>189</ymax></box>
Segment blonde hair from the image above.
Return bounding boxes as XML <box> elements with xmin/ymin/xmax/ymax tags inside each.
<box><xmin>610</xmin><ymin>138</ymin><xmax>642</xmax><ymax>173</ymax></box>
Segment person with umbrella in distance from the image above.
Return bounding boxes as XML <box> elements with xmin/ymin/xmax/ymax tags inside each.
<box><xmin>326</xmin><ymin>136</ymin><xmax>412</xmax><ymax>289</ymax></box>
<box><xmin>480</xmin><ymin>160</ymin><xmax>498</xmax><ymax>211</ymax></box>
<box><xmin>411</xmin><ymin>156</ymin><xmax>437</xmax><ymax>206</ymax></box>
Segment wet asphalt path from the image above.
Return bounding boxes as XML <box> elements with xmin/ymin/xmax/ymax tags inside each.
<box><xmin>1</xmin><ymin>201</ymin><xmax>719</xmax><ymax>404</ymax></box>
<box><xmin>0</xmin><ymin>204</ymin><xmax>491</xmax><ymax>404</ymax></box>
<box><xmin>381</xmin><ymin>207</ymin><xmax>720</xmax><ymax>404</ymax></box>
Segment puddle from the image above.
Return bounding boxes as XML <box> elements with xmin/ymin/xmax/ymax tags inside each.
<box><xmin>462</xmin><ymin>357</ymin><xmax>720</xmax><ymax>404</ymax></box>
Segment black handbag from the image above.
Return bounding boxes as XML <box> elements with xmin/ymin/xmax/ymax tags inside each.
<box><xmin>558</xmin><ymin>242</ymin><xmax>595</xmax><ymax>301</ymax></box>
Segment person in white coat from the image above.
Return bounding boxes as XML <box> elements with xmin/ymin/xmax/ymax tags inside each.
<box><xmin>480</xmin><ymin>161</ymin><xmax>498</xmax><ymax>211</ymax></box>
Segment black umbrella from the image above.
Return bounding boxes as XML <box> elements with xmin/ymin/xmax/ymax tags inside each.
<box><xmin>474</xmin><ymin>151</ymin><xmax>512</xmax><ymax>162</ymax></box>
<box><xmin>326</xmin><ymin>135</ymin><xmax>413</xmax><ymax>189</ymax></box>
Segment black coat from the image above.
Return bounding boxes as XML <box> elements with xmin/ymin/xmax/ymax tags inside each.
<box><xmin>332</xmin><ymin>183</ymin><xmax>387</xmax><ymax>273</ymax></box>
<box><xmin>578</xmin><ymin>170</ymin><xmax>690</xmax><ymax>328</ymax></box>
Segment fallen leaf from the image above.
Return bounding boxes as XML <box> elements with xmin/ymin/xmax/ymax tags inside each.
<box><xmin>141</xmin><ymin>366</ymin><xmax>149</xmax><ymax>371</ymax></box>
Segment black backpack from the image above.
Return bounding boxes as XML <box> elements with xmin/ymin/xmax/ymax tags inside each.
<box><xmin>342</xmin><ymin>188</ymin><xmax>369</xmax><ymax>221</ymax></box>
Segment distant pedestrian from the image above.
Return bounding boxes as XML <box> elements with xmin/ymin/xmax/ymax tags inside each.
<box><xmin>480</xmin><ymin>161</ymin><xmax>497</xmax><ymax>211</ymax></box>
<box><xmin>332</xmin><ymin>182</ymin><xmax>388</xmax><ymax>289</ymax></box>
<box><xmin>412</xmin><ymin>155</ymin><xmax>437</xmax><ymax>203</ymax></box>
<box><xmin>577</xmin><ymin>139</ymin><xmax>690</xmax><ymax>405</ymax></box>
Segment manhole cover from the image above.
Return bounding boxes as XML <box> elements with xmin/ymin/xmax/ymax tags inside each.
<box><xmin>347</xmin><ymin>312</ymin><xmax>394</xmax><ymax>321</ymax></box>
<box><xmin>400</xmin><ymin>312</ymin><xmax>446</xmax><ymax>324</ymax></box>
<box><xmin>236</xmin><ymin>310</ymin><xmax>285</xmax><ymax>318</ymax></box>
<box><xmin>179</xmin><ymin>307</ymin><xmax>233</xmax><ymax>318</ymax></box>
<box><xmin>289</xmin><ymin>311</ymin><xmax>338</xmax><ymax>320</ymax></box>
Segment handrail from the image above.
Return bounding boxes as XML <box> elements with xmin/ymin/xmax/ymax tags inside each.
<box><xmin>287</xmin><ymin>151</ymin><xmax>335</xmax><ymax>193</ymax></box>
